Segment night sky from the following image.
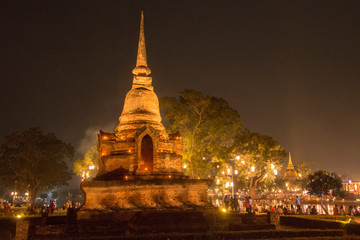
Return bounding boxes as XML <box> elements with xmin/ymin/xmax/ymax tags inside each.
<box><xmin>1</xmin><ymin>1</ymin><xmax>360</xmax><ymax>180</ymax></box>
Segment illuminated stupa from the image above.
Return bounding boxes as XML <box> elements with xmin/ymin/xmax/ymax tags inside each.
<box><xmin>283</xmin><ymin>152</ymin><xmax>298</xmax><ymax>180</ymax></box>
<box><xmin>80</xmin><ymin>12</ymin><xmax>211</xmax><ymax>211</ymax></box>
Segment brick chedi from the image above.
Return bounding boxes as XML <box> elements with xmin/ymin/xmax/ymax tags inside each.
<box><xmin>80</xmin><ymin>12</ymin><xmax>212</xmax><ymax>211</ymax></box>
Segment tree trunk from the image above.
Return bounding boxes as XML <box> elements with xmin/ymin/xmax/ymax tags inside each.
<box><xmin>249</xmin><ymin>177</ymin><xmax>255</xmax><ymax>199</ymax></box>
<box><xmin>29</xmin><ymin>188</ymin><xmax>38</xmax><ymax>207</ymax></box>
<box><xmin>320</xmin><ymin>193</ymin><xmax>329</xmax><ymax>215</ymax></box>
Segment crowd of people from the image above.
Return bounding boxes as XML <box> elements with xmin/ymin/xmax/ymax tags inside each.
<box><xmin>1</xmin><ymin>199</ymin><xmax>82</xmax><ymax>215</ymax></box>
<box><xmin>217</xmin><ymin>195</ymin><xmax>360</xmax><ymax>217</ymax></box>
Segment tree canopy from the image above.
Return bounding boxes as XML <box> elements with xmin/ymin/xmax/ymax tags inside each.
<box><xmin>73</xmin><ymin>146</ymin><xmax>98</xmax><ymax>180</ymax></box>
<box><xmin>0</xmin><ymin>128</ymin><xmax>74</xmax><ymax>205</ymax></box>
<box><xmin>306</xmin><ymin>170</ymin><xmax>344</xmax><ymax>214</ymax></box>
<box><xmin>160</xmin><ymin>89</ymin><xmax>243</xmax><ymax>178</ymax></box>
<box><xmin>306</xmin><ymin>170</ymin><xmax>343</xmax><ymax>197</ymax></box>
<box><xmin>231</xmin><ymin>130</ymin><xmax>287</xmax><ymax>198</ymax></box>
<box><xmin>294</xmin><ymin>160</ymin><xmax>312</xmax><ymax>179</ymax></box>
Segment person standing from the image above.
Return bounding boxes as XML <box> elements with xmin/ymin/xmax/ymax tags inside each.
<box><xmin>295</xmin><ymin>196</ymin><xmax>301</xmax><ymax>214</ymax></box>
<box><xmin>311</xmin><ymin>205</ymin><xmax>317</xmax><ymax>215</ymax></box>
<box><xmin>248</xmin><ymin>196</ymin><xmax>252</xmax><ymax>213</ymax></box>
<box><xmin>339</xmin><ymin>205</ymin><xmax>345</xmax><ymax>215</ymax></box>
<box><xmin>353</xmin><ymin>206</ymin><xmax>360</xmax><ymax>216</ymax></box>
<box><xmin>244</xmin><ymin>197</ymin><xmax>250</xmax><ymax>213</ymax></box>
<box><xmin>348</xmin><ymin>206</ymin><xmax>354</xmax><ymax>216</ymax></box>
<box><xmin>224</xmin><ymin>196</ymin><xmax>229</xmax><ymax>210</ymax></box>
<box><xmin>49</xmin><ymin>200</ymin><xmax>55</xmax><ymax>214</ymax></box>
<box><xmin>333</xmin><ymin>205</ymin><xmax>339</xmax><ymax>215</ymax></box>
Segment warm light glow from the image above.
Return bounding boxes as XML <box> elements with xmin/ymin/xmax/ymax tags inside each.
<box><xmin>349</xmin><ymin>180</ymin><xmax>352</xmax><ymax>184</ymax></box>
<box><xmin>274</xmin><ymin>169</ymin><xmax>278</xmax><ymax>175</ymax></box>
<box><xmin>125</xmin><ymin>176</ymin><xmax>128</xmax><ymax>180</ymax></box>
<box><xmin>227</xmin><ymin>169</ymin><xmax>231</xmax><ymax>174</ymax></box>
<box><xmin>225</xmin><ymin>182</ymin><xmax>229</xmax><ymax>188</ymax></box>
<box><xmin>270</xmin><ymin>163</ymin><xmax>274</xmax><ymax>169</ymax></box>
<box><xmin>217</xmin><ymin>179</ymin><xmax>220</xmax><ymax>184</ymax></box>
<box><xmin>16</xmin><ymin>215</ymin><xmax>21</xmax><ymax>219</ymax></box>
<box><xmin>203</xmin><ymin>157</ymin><xmax>205</xmax><ymax>160</ymax></box>
<box><xmin>251</xmin><ymin>166</ymin><xmax>255</xmax><ymax>172</ymax></box>
<box><xmin>222</xmin><ymin>208</ymin><xmax>226</xmax><ymax>212</ymax></box>
<box><xmin>217</xmin><ymin>165</ymin><xmax>219</xmax><ymax>168</ymax></box>
<box><xmin>241</xmin><ymin>161</ymin><xmax>245</xmax><ymax>165</ymax></box>
<box><xmin>299</xmin><ymin>174</ymin><xmax>302</xmax><ymax>177</ymax></box>
<box><xmin>222</xmin><ymin>171</ymin><xmax>225</xmax><ymax>175</ymax></box>
<box><xmin>25</xmin><ymin>192</ymin><xmax>29</xmax><ymax>196</ymax></box>
<box><xmin>89</xmin><ymin>165</ymin><xmax>95</xmax><ymax>170</ymax></box>
<box><xmin>102</xmin><ymin>136</ymin><xmax>108</xmax><ymax>140</ymax></box>
<box><xmin>145</xmin><ymin>168</ymin><xmax>148</xmax><ymax>172</ymax></box>
<box><xmin>286</xmin><ymin>183</ymin><xmax>288</xmax><ymax>187</ymax></box>
<box><xmin>128</xmin><ymin>149</ymin><xmax>131</xmax><ymax>153</ymax></box>
<box><xmin>183</xmin><ymin>164</ymin><xmax>187</xmax><ymax>169</ymax></box>
<box><xmin>169</xmin><ymin>175</ymin><xmax>172</xmax><ymax>178</ymax></box>
<box><xmin>230</xmin><ymin>182</ymin><xmax>233</xmax><ymax>187</ymax></box>
<box><xmin>236</xmin><ymin>156</ymin><xmax>240</xmax><ymax>160</ymax></box>
<box><xmin>234</xmin><ymin>170</ymin><xmax>238</xmax><ymax>175</ymax></box>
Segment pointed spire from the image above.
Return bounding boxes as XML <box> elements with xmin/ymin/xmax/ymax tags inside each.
<box><xmin>132</xmin><ymin>11</ymin><xmax>151</xmax><ymax>76</ymax></box>
<box><xmin>284</xmin><ymin>152</ymin><xmax>298</xmax><ymax>179</ymax></box>
<box><xmin>288</xmin><ymin>152</ymin><xmax>294</xmax><ymax>168</ymax></box>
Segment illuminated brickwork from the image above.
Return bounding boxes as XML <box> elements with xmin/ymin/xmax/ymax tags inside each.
<box><xmin>81</xmin><ymin>12</ymin><xmax>212</xmax><ymax>211</ymax></box>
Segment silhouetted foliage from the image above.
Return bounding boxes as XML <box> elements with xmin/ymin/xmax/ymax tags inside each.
<box><xmin>306</xmin><ymin>170</ymin><xmax>345</xmax><ymax>214</ymax></box>
<box><xmin>0</xmin><ymin>128</ymin><xmax>74</xmax><ymax>205</ymax></box>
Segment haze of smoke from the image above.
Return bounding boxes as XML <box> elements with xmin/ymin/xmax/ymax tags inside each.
<box><xmin>76</xmin><ymin>122</ymin><xmax>116</xmax><ymax>155</ymax></box>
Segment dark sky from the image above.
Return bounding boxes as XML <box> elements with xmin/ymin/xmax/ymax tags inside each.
<box><xmin>1</xmin><ymin>1</ymin><xmax>360</xmax><ymax>179</ymax></box>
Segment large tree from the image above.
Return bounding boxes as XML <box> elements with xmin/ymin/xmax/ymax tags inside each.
<box><xmin>160</xmin><ymin>89</ymin><xmax>243</xmax><ymax>178</ymax></box>
<box><xmin>306</xmin><ymin>170</ymin><xmax>344</xmax><ymax>214</ymax></box>
<box><xmin>232</xmin><ymin>130</ymin><xmax>287</xmax><ymax>199</ymax></box>
<box><xmin>0</xmin><ymin>128</ymin><xmax>74</xmax><ymax>206</ymax></box>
